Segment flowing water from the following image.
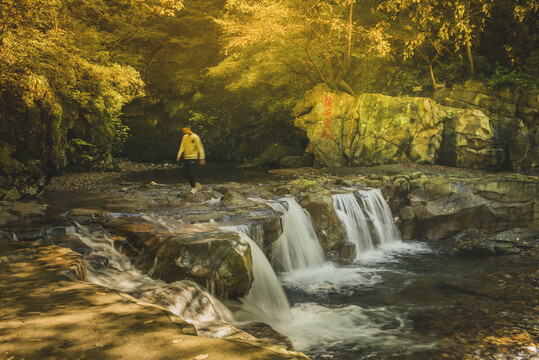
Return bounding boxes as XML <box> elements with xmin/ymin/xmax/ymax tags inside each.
<box><xmin>70</xmin><ymin>224</ymin><xmax>236</xmax><ymax>338</ymax></box>
<box><xmin>219</xmin><ymin>225</ymin><xmax>291</xmax><ymax>324</ymax></box>
<box><xmin>266</xmin><ymin>197</ymin><xmax>326</xmax><ymax>272</ymax></box>
<box><xmin>22</xmin><ymin>184</ymin><xmax>536</xmax><ymax>359</ymax></box>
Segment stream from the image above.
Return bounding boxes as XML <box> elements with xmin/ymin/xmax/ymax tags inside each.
<box><xmin>7</xmin><ymin>167</ymin><xmax>538</xmax><ymax>360</ymax></box>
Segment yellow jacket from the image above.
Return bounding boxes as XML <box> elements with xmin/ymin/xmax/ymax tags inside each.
<box><xmin>177</xmin><ymin>133</ymin><xmax>205</xmax><ymax>160</ymax></box>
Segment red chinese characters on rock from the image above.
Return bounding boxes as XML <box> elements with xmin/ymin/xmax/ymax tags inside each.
<box><xmin>322</xmin><ymin>96</ymin><xmax>332</xmax><ymax>140</ymax></box>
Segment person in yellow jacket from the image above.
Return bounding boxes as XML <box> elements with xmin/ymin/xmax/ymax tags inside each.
<box><xmin>176</xmin><ymin>126</ymin><xmax>206</xmax><ymax>193</ymax></box>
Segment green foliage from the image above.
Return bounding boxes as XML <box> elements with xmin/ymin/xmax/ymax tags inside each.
<box><xmin>1</xmin><ymin>0</ymin><xmax>538</xmax><ymax>173</ymax></box>
<box><xmin>212</xmin><ymin>0</ymin><xmax>391</xmax><ymax>97</ymax></box>
<box><xmin>484</xmin><ymin>65</ymin><xmax>539</xmax><ymax>91</ymax></box>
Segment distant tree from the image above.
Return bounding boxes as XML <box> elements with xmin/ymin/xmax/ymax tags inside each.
<box><xmin>508</xmin><ymin>0</ymin><xmax>538</xmax><ymax>63</ymax></box>
<box><xmin>210</xmin><ymin>0</ymin><xmax>391</xmax><ymax>98</ymax></box>
<box><xmin>380</xmin><ymin>0</ymin><xmax>492</xmax><ymax>86</ymax></box>
<box><xmin>380</xmin><ymin>0</ymin><xmax>449</xmax><ymax>89</ymax></box>
<box><xmin>449</xmin><ymin>0</ymin><xmax>493</xmax><ymax>78</ymax></box>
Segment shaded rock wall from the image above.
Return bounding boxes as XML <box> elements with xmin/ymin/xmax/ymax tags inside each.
<box><xmin>435</xmin><ymin>81</ymin><xmax>538</xmax><ymax>170</ymax></box>
<box><xmin>369</xmin><ymin>173</ymin><xmax>539</xmax><ymax>240</ymax></box>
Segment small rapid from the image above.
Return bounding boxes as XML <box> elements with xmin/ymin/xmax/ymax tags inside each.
<box><xmin>219</xmin><ymin>225</ymin><xmax>291</xmax><ymax>324</ymax></box>
<box><xmin>62</xmin><ymin>187</ymin><xmax>430</xmax><ymax>357</ymax></box>
<box><xmin>266</xmin><ymin>197</ymin><xmax>326</xmax><ymax>272</ymax></box>
<box><xmin>70</xmin><ymin>225</ymin><xmax>235</xmax><ymax>337</ymax></box>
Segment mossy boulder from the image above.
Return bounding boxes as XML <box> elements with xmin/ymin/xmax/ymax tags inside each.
<box><xmin>402</xmin><ymin>173</ymin><xmax>539</xmax><ymax>239</ymax></box>
<box><xmin>152</xmin><ymin>232</ymin><xmax>254</xmax><ymax>299</ymax></box>
<box><xmin>104</xmin><ymin>217</ymin><xmax>254</xmax><ymax>299</ymax></box>
<box><xmin>295</xmin><ymin>81</ymin><xmax>538</xmax><ymax>170</ymax></box>
<box><xmin>0</xmin><ymin>142</ymin><xmax>47</xmax><ymax>201</ymax></box>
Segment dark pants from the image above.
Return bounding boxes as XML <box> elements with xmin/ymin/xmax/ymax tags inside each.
<box><xmin>184</xmin><ymin>159</ymin><xmax>197</xmax><ymax>187</ymax></box>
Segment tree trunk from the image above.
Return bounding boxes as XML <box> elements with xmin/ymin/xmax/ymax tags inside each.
<box><xmin>466</xmin><ymin>42</ymin><xmax>475</xmax><ymax>78</ymax></box>
<box><xmin>429</xmin><ymin>62</ymin><xmax>436</xmax><ymax>89</ymax></box>
<box><xmin>465</xmin><ymin>0</ymin><xmax>475</xmax><ymax>78</ymax></box>
<box><xmin>335</xmin><ymin>2</ymin><xmax>353</xmax><ymax>92</ymax></box>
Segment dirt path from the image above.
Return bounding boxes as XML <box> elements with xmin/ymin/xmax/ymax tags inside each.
<box><xmin>0</xmin><ymin>240</ymin><xmax>309</xmax><ymax>360</ymax></box>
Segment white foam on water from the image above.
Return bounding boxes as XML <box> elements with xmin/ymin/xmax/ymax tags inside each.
<box><xmin>274</xmin><ymin>302</ymin><xmax>411</xmax><ymax>353</ymax></box>
<box><xmin>219</xmin><ymin>225</ymin><xmax>291</xmax><ymax>325</ymax></box>
<box><xmin>71</xmin><ymin>226</ymin><xmax>235</xmax><ymax>337</ymax></box>
<box><xmin>355</xmin><ymin>240</ymin><xmax>432</xmax><ymax>265</ymax></box>
<box><xmin>266</xmin><ymin>197</ymin><xmax>326</xmax><ymax>271</ymax></box>
<box><xmin>279</xmin><ymin>263</ymin><xmax>383</xmax><ymax>294</ymax></box>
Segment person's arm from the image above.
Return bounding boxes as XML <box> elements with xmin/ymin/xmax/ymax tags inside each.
<box><xmin>196</xmin><ymin>136</ymin><xmax>206</xmax><ymax>165</ymax></box>
<box><xmin>176</xmin><ymin>136</ymin><xmax>186</xmax><ymax>162</ymax></box>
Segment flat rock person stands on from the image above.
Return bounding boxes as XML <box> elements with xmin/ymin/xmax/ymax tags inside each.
<box><xmin>176</xmin><ymin>126</ymin><xmax>206</xmax><ymax>193</ymax></box>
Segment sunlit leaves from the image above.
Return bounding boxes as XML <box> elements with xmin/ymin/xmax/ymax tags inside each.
<box><xmin>212</xmin><ymin>0</ymin><xmax>390</xmax><ymax>97</ymax></box>
<box><xmin>514</xmin><ymin>0</ymin><xmax>538</xmax><ymax>21</ymax></box>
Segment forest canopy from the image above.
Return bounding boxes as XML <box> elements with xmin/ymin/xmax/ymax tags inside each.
<box><xmin>0</xmin><ymin>0</ymin><xmax>537</xmax><ymax>170</ymax></box>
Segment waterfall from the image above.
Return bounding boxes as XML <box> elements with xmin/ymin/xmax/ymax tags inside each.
<box><xmin>333</xmin><ymin>193</ymin><xmax>375</xmax><ymax>255</ymax></box>
<box><xmin>357</xmin><ymin>189</ymin><xmax>400</xmax><ymax>244</ymax></box>
<box><xmin>220</xmin><ymin>225</ymin><xmax>291</xmax><ymax>324</ymax></box>
<box><xmin>266</xmin><ymin>197</ymin><xmax>325</xmax><ymax>272</ymax></box>
<box><xmin>333</xmin><ymin>189</ymin><xmax>400</xmax><ymax>259</ymax></box>
<box><xmin>70</xmin><ymin>225</ymin><xmax>234</xmax><ymax>337</ymax></box>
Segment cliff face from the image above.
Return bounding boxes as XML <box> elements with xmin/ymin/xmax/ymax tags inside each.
<box><xmin>294</xmin><ymin>81</ymin><xmax>538</xmax><ymax>170</ymax></box>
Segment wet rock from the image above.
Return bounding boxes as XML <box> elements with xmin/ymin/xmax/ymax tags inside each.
<box><xmin>42</xmin><ymin>227</ymin><xmax>94</xmax><ymax>255</ymax></box>
<box><xmin>0</xmin><ymin>201</ymin><xmax>48</xmax><ymax>220</ymax></box>
<box><xmin>152</xmin><ymin>231</ymin><xmax>254</xmax><ymax>299</ymax></box>
<box><xmin>328</xmin><ymin>241</ymin><xmax>356</xmax><ymax>265</ymax></box>
<box><xmin>0</xmin><ymin>230</ymin><xmax>17</xmax><ymax>241</ymax></box>
<box><xmin>452</xmin><ymin>228</ymin><xmax>539</xmax><ymax>256</ymax></box>
<box><xmin>236</xmin><ymin>322</ymin><xmax>296</xmax><ymax>351</ymax></box>
<box><xmin>67</xmin><ymin>208</ymin><xmax>111</xmax><ymax>225</ymax></box>
<box><xmin>404</xmin><ymin>173</ymin><xmax>538</xmax><ymax>239</ymax></box>
<box><xmin>220</xmin><ymin>191</ymin><xmax>256</xmax><ymax>208</ymax></box>
<box><xmin>104</xmin><ymin>217</ymin><xmax>254</xmax><ymax>299</ymax></box>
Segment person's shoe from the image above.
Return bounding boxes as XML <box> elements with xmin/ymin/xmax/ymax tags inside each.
<box><xmin>190</xmin><ymin>187</ymin><xmax>197</xmax><ymax>194</ymax></box>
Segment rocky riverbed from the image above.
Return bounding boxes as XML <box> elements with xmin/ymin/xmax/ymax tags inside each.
<box><xmin>0</xmin><ymin>161</ymin><xmax>537</xmax><ymax>360</ymax></box>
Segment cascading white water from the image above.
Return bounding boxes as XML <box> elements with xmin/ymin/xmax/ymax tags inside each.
<box><xmin>266</xmin><ymin>197</ymin><xmax>325</xmax><ymax>272</ymax></box>
<box><xmin>220</xmin><ymin>225</ymin><xmax>291</xmax><ymax>324</ymax></box>
<box><xmin>333</xmin><ymin>193</ymin><xmax>375</xmax><ymax>256</ymax></box>
<box><xmin>357</xmin><ymin>189</ymin><xmax>400</xmax><ymax>244</ymax></box>
<box><xmin>273</xmin><ymin>190</ymin><xmax>429</xmax><ymax>356</ymax></box>
<box><xmin>70</xmin><ymin>225</ymin><xmax>235</xmax><ymax>337</ymax></box>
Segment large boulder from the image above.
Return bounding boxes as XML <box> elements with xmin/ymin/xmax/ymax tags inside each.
<box><xmin>295</xmin><ymin>81</ymin><xmax>538</xmax><ymax>170</ymax></box>
<box><xmin>293</xmin><ymin>83</ymin><xmax>361</xmax><ymax>167</ymax></box>
<box><xmin>354</xmin><ymin>94</ymin><xmax>445</xmax><ymax>166</ymax></box>
<box><xmin>391</xmin><ymin>173</ymin><xmax>539</xmax><ymax>239</ymax></box>
<box><xmin>293</xmin><ymin>84</ymin><xmax>447</xmax><ymax>168</ymax></box>
<box><xmin>438</xmin><ymin>109</ymin><xmax>500</xmax><ymax>169</ymax></box>
<box><xmin>435</xmin><ymin>80</ymin><xmax>538</xmax><ymax>170</ymax></box>
<box><xmin>152</xmin><ymin>231</ymin><xmax>253</xmax><ymax>299</ymax></box>
<box><xmin>104</xmin><ymin>217</ymin><xmax>254</xmax><ymax>300</ymax></box>
<box><xmin>452</xmin><ymin>227</ymin><xmax>539</xmax><ymax>256</ymax></box>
